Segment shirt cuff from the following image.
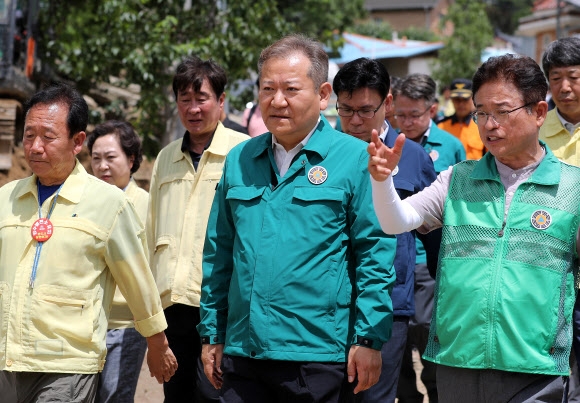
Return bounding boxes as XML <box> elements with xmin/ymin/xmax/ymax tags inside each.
<box><xmin>201</xmin><ymin>334</ymin><xmax>225</xmax><ymax>344</ymax></box>
<box><xmin>134</xmin><ymin>310</ymin><xmax>168</xmax><ymax>337</ymax></box>
<box><xmin>352</xmin><ymin>335</ymin><xmax>383</xmax><ymax>351</ymax></box>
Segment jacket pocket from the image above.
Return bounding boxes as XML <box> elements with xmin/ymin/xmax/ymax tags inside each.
<box><xmin>151</xmin><ymin>235</ymin><xmax>176</xmax><ymax>299</ymax></box>
<box><xmin>291</xmin><ymin>186</ymin><xmax>346</xmax><ymax>227</ymax></box>
<box><xmin>226</xmin><ymin>186</ymin><xmax>266</xmax><ymax>202</ymax></box>
<box><xmin>226</xmin><ymin>186</ymin><xmax>266</xmax><ymax>225</ymax></box>
<box><xmin>28</xmin><ymin>285</ymin><xmax>94</xmax><ymax>354</ymax></box>
<box><xmin>292</xmin><ymin>186</ymin><xmax>344</xmax><ymax>203</ymax></box>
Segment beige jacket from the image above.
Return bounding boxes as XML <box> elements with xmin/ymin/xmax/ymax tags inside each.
<box><xmin>0</xmin><ymin>163</ymin><xmax>166</xmax><ymax>374</ymax></box>
<box><xmin>147</xmin><ymin>122</ymin><xmax>247</xmax><ymax>309</ymax></box>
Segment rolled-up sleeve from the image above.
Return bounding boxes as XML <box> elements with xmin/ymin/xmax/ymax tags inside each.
<box><xmin>105</xmin><ymin>200</ymin><xmax>167</xmax><ymax>337</ymax></box>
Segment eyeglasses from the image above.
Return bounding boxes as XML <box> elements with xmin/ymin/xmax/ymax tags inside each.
<box><xmin>393</xmin><ymin>105</ymin><xmax>432</xmax><ymax>122</ymax></box>
<box><xmin>472</xmin><ymin>102</ymin><xmax>535</xmax><ymax>125</ymax></box>
<box><xmin>336</xmin><ymin>98</ymin><xmax>385</xmax><ymax>119</ymax></box>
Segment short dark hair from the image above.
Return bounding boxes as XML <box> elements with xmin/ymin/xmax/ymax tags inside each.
<box><xmin>24</xmin><ymin>83</ymin><xmax>88</xmax><ymax>138</ymax></box>
<box><xmin>172</xmin><ymin>56</ymin><xmax>227</xmax><ymax>100</ymax></box>
<box><xmin>333</xmin><ymin>58</ymin><xmax>390</xmax><ymax>100</ymax></box>
<box><xmin>472</xmin><ymin>54</ymin><xmax>547</xmax><ymax>106</ymax></box>
<box><xmin>393</xmin><ymin>74</ymin><xmax>437</xmax><ymax>104</ymax></box>
<box><xmin>87</xmin><ymin>120</ymin><xmax>143</xmax><ymax>174</ymax></box>
<box><xmin>390</xmin><ymin>76</ymin><xmax>402</xmax><ymax>96</ymax></box>
<box><xmin>542</xmin><ymin>36</ymin><xmax>580</xmax><ymax>78</ymax></box>
<box><xmin>258</xmin><ymin>34</ymin><xmax>328</xmax><ymax>89</ymax></box>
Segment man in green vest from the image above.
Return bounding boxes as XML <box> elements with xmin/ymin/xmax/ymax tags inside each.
<box><xmin>368</xmin><ymin>54</ymin><xmax>580</xmax><ymax>402</ymax></box>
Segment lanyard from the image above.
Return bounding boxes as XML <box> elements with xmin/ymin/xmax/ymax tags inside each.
<box><xmin>29</xmin><ymin>182</ymin><xmax>63</xmax><ymax>289</ymax></box>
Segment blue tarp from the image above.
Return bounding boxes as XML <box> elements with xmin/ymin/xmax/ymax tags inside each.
<box><xmin>330</xmin><ymin>32</ymin><xmax>444</xmax><ymax>65</ymax></box>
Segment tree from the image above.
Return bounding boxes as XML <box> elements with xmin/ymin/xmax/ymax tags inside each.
<box><xmin>349</xmin><ymin>20</ymin><xmax>440</xmax><ymax>42</ymax></box>
<box><xmin>431</xmin><ymin>0</ymin><xmax>493</xmax><ymax>88</ymax></box>
<box><xmin>37</xmin><ymin>0</ymin><xmax>365</xmax><ymax>155</ymax></box>
<box><xmin>349</xmin><ymin>21</ymin><xmax>393</xmax><ymax>40</ymax></box>
<box><xmin>485</xmin><ymin>0</ymin><xmax>535</xmax><ymax>35</ymax></box>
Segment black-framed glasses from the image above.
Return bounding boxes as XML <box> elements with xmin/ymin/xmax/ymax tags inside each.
<box><xmin>393</xmin><ymin>105</ymin><xmax>432</xmax><ymax>122</ymax></box>
<box><xmin>336</xmin><ymin>98</ymin><xmax>385</xmax><ymax>119</ymax></box>
<box><xmin>472</xmin><ymin>102</ymin><xmax>535</xmax><ymax>125</ymax></box>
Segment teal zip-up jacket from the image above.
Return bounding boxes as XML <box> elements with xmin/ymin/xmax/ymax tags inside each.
<box><xmin>198</xmin><ymin>116</ymin><xmax>397</xmax><ymax>362</ymax></box>
<box><xmin>425</xmin><ymin>148</ymin><xmax>580</xmax><ymax>375</ymax></box>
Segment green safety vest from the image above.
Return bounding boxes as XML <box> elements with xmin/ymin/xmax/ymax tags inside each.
<box><xmin>425</xmin><ymin>151</ymin><xmax>580</xmax><ymax>375</ymax></box>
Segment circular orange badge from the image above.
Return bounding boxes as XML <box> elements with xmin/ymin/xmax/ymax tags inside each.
<box><xmin>31</xmin><ymin>218</ymin><xmax>53</xmax><ymax>242</ymax></box>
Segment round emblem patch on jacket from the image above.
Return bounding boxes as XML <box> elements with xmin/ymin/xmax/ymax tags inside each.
<box><xmin>308</xmin><ymin>166</ymin><xmax>328</xmax><ymax>185</ymax></box>
<box><xmin>530</xmin><ymin>210</ymin><xmax>551</xmax><ymax>230</ymax></box>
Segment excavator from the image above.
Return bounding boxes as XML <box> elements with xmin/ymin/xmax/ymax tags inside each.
<box><xmin>0</xmin><ymin>0</ymin><xmax>38</xmax><ymax>169</ymax></box>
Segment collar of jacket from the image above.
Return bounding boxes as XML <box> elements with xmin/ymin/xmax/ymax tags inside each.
<box><xmin>451</xmin><ymin>113</ymin><xmax>472</xmax><ymax>125</ymax></box>
<box><xmin>173</xmin><ymin>121</ymin><xmax>231</xmax><ymax>163</ymax></box>
<box><xmin>542</xmin><ymin>109</ymin><xmax>568</xmax><ymax>138</ymax></box>
<box><xmin>17</xmin><ymin>160</ymin><xmax>86</xmax><ymax>204</ymax></box>
<box><xmin>250</xmin><ymin>114</ymin><xmax>332</xmax><ymax>161</ymax></box>
<box><xmin>469</xmin><ymin>140</ymin><xmax>561</xmax><ymax>186</ymax></box>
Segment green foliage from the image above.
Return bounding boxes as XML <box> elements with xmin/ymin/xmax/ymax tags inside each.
<box><xmin>37</xmin><ymin>0</ymin><xmax>365</xmax><ymax>156</ymax></box>
<box><xmin>349</xmin><ymin>20</ymin><xmax>440</xmax><ymax>42</ymax></box>
<box><xmin>349</xmin><ymin>21</ymin><xmax>393</xmax><ymax>40</ymax></box>
<box><xmin>486</xmin><ymin>0</ymin><xmax>535</xmax><ymax>35</ymax></box>
<box><xmin>400</xmin><ymin>26</ymin><xmax>440</xmax><ymax>42</ymax></box>
<box><xmin>431</xmin><ymin>0</ymin><xmax>494</xmax><ymax>88</ymax></box>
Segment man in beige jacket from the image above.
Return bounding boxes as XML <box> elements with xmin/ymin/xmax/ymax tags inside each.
<box><xmin>0</xmin><ymin>84</ymin><xmax>176</xmax><ymax>403</ymax></box>
<box><xmin>147</xmin><ymin>56</ymin><xmax>247</xmax><ymax>402</ymax></box>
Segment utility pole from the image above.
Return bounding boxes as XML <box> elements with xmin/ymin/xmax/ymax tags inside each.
<box><xmin>556</xmin><ymin>0</ymin><xmax>563</xmax><ymax>39</ymax></box>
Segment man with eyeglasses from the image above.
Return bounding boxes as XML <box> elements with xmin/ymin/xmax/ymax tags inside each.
<box><xmin>438</xmin><ymin>78</ymin><xmax>485</xmax><ymax>160</ymax></box>
<box><xmin>392</xmin><ymin>73</ymin><xmax>465</xmax><ymax>403</ymax></box>
<box><xmin>333</xmin><ymin>57</ymin><xmax>437</xmax><ymax>403</ymax></box>
<box><xmin>369</xmin><ymin>54</ymin><xmax>580</xmax><ymax>402</ymax></box>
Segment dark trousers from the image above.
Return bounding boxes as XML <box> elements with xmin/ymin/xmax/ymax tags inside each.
<box><xmin>163</xmin><ymin>304</ymin><xmax>219</xmax><ymax>403</ymax></box>
<box><xmin>397</xmin><ymin>263</ymin><xmax>437</xmax><ymax>403</ymax></box>
<box><xmin>355</xmin><ymin>316</ymin><xmax>409</xmax><ymax>403</ymax></box>
<box><xmin>220</xmin><ymin>354</ymin><xmax>354</xmax><ymax>403</ymax></box>
<box><xmin>0</xmin><ymin>371</ymin><xmax>99</xmax><ymax>403</ymax></box>
<box><xmin>437</xmin><ymin>365</ymin><xmax>566</xmax><ymax>403</ymax></box>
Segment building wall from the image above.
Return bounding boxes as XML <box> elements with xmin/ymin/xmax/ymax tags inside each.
<box><xmin>372</xmin><ymin>10</ymin><xmax>434</xmax><ymax>32</ymax></box>
<box><xmin>368</xmin><ymin>0</ymin><xmax>452</xmax><ymax>34</ymax></box>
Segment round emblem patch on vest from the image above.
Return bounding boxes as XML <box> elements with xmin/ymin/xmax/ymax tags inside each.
<box><xmin>392</xmin><ymin>165</ymin><xmax>399</xmax><ymax>176</ymax></box>
<box><xmin>308</xmin><ymin>166</ymin><xmax>328</xmax><ymax>185</ymax></box>
<box><xmin>530</xmin><ymin>210</ymin><xmax>551</xmax><ymax>230</ymax></box>
<box><xmin>429</xmin><ymin>149</ymin><xmax>439</xmax><ymax>162</ymax></box>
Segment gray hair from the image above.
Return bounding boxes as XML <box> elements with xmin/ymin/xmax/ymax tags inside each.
<box><xmin>393</xmin><ymin>74</ymin><xmax>438</xmax><ymax>104</ymax></box>
<box><xmin>258</xmin><ymin>34</ymin><xmax>329</xmax><ymax>88</ymax></box>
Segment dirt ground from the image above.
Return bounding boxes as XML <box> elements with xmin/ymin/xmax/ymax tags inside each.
<box><xmin>133</xmin><ymin>349</ymin><xmax>429</xmax><ymax>403</ymax></box>
<box><xmin>135</xmin><ymin>356</ymin><xmax>165</xmax><ymax>402</ymax></box>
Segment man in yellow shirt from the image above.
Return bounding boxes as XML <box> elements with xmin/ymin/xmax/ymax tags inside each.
<box><xmin>438</xmin><ymin>78</ymin><xmax>485</xmax><ymax>160</ymax></box>
<box><xmin>0</xmin><ymin>84</ymin><xmax>176</xmax><ymax>402</ymax></box>
<box><xmin>540</xmin><ymin>36</ymin><xmax>580</xmax><ymax>399</ymax></box>
<box><xmin>540</xmin><ymin>37</ymin><xmax>580</xmax><ymax>165</ymax></box>
<box><xmin>146</xmin><ymin>56</ymin><xmax>247</xmax><ymax>402</ymax></box>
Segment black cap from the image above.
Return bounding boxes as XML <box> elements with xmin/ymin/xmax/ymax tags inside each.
<box><xmin>450</xmin><ymin>78</ymin><xmax>473</xmax><ymax>99</ymax></box>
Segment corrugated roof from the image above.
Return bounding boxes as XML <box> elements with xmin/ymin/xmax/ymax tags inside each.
<box><xmin>365</xmin><ymin>0</ymin><xmax>439</xmax><ymax>11</ymax></box>
<box><xmin>329</xmin><ymin>32</ymin><xmax>444</xmax><ymax>65</ymax></box>
<box><xmin>534</xmin><ymin>0</ymin><xmax>580</xmax><ymax>11</ymax></box>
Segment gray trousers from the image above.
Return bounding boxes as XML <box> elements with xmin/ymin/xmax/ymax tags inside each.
<box><xmin>0</xmin><ymin>371</ymin><xmax>99</xmax><ymax>403</ymax></box>
<box><xmin>437</xmin><ymin>365</ymin><xmax>567</xmax><ymax>403</ymax></box>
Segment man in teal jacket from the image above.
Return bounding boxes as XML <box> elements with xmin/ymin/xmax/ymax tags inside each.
<box><xmin>198</xmin><ymin>34</ymin><xmax>397</xmax><ymax>402</ymax></box>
